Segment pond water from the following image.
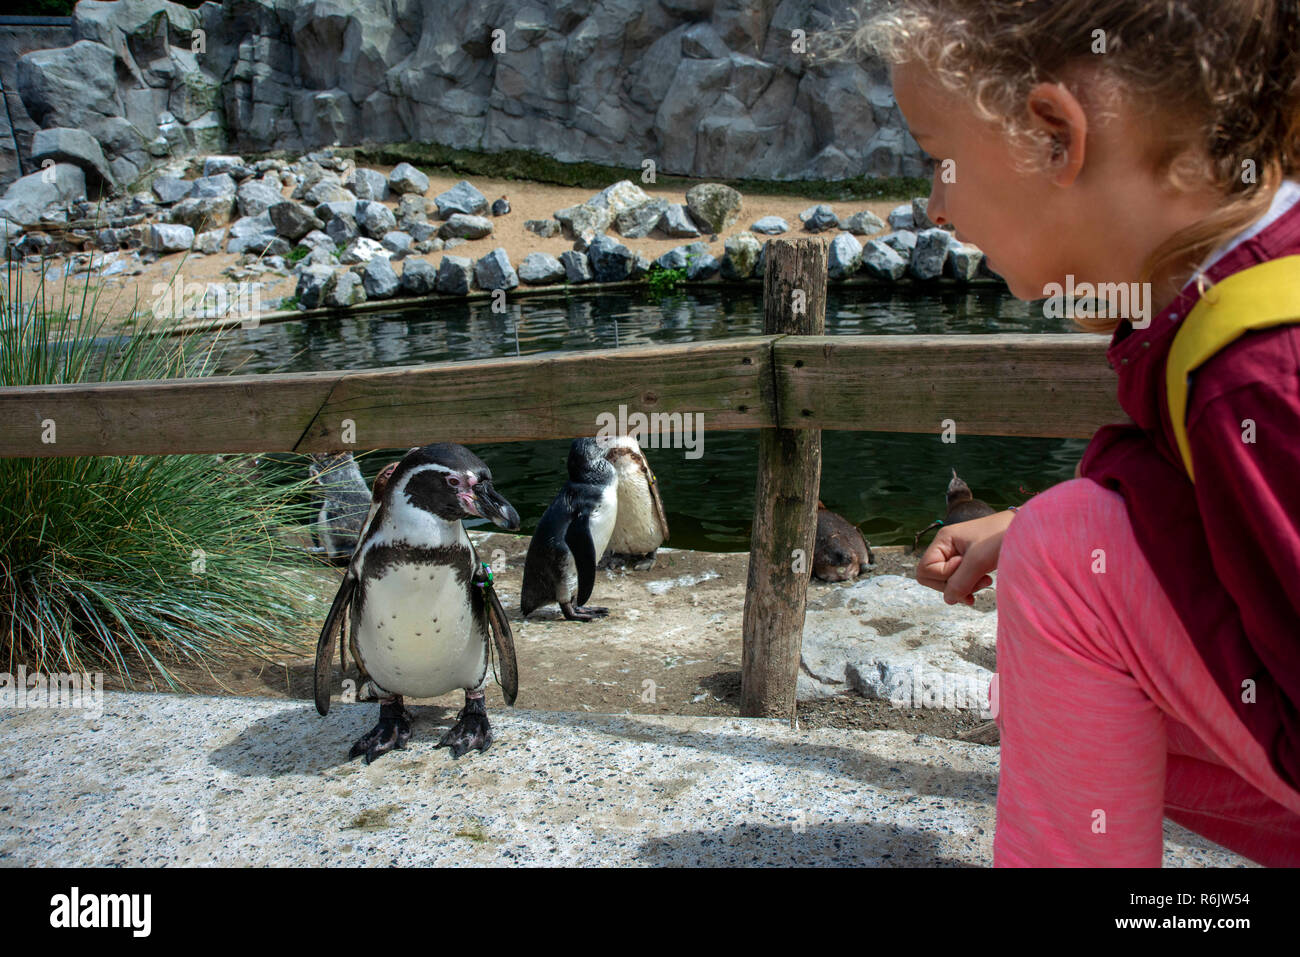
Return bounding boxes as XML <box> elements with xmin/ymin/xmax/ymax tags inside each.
<box><xmin>211</xmin><ymin>285</ymin><xmax>1094</xmax><ymax>551</ymax></box>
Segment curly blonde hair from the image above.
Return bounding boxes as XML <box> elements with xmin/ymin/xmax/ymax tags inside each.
<box><xmin>821</xmin><ymin>1</ymin><xmax>1300</xmax><ymax>332</ymax></box>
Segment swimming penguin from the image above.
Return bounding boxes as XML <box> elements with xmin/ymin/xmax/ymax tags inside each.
<box><xmin>813</xmin><ymin>502</ymin><xmax>874</xmax><ymax>582</ymax></box>
<box><xmin>598</xmin><ymin>435</ymin><xmax>669</xmax><ymax>570</ymax></box>
<box><xmin>521</xmin><ymin>437</ymin><xmax>619</xmax><ymax>621</ymax></box>
<box><xmin>314</xmin><ymin>443</ymin><xmax>521</xmax><ymax>763</ymax></box>
<box><xmin>911</xmin><ymin>468</ymin><xmax>996</xmax><ymax>552</ymax></box>
<box><xmin>308</xmin><ymin>452</ymin><xmax>372</xmax><ymax>563</ymax></box>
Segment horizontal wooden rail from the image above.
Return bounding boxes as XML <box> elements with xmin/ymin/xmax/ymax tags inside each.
<box><xmin>0</xmin><ymin>333</ymin><xmax>1122</xmax><ymax>458</ymax></box>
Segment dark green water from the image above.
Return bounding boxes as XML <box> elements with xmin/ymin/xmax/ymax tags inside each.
<box><xmin>213</xmin><ymin>285</ymin><xmax>1090</xmax><ymax>550</ymax></box>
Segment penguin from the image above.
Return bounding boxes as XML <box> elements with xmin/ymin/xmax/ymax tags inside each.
<box><xmin>813</xmin><ymin>502</ymin><xmax>874</xmax><ymax>582</ymax></box>
<box><xmin>491</xmin><ymin>196</ymin><xmax>510</xmax><ymax>216</ymax></box>
<box><xmin>911</xmin><ymin>468</ymin><xmax>996</xmax><ymax>552</ymax></box>
<box><xmin>307</xmin><ymin>452</ymin><xmax>372</xmax><ymax>563</ymax></box>
<box><xmin>314</xmin><ymin>443</ymin><xmax>521</xmax><ymax>763</ymax></box>
<box><xmin>598</xmin><ymin>435</ymin><xmax>669</xmax><ymax>570</ymax></box>
<box><xmin>520</xmin><ymin>437</ymin><xmax>619</xmax><ymax>621</ymax></box>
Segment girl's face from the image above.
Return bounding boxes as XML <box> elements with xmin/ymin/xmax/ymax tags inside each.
<box><xmin>892</xmin><ymin>61</ymin><xmax>1075</xmax><ymax>300</ymax></box>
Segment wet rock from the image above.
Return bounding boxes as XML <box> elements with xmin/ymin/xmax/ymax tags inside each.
<box><xmin>910</xmin><ymin>228</ymin><xmax>951</xmax><ymax>280</ymax></box>
<box><xmin>720</xmin><ymin>232</ymin><xmax>761</xmax><ymax>279</ymax></box>
<box><xmin>434</xmin><ymin>180</ymin><xmax>485</xmax><ymax>219</ymax></box>
<box><xmin>388</xmin><ymin>162</ymin><xmax>430</xmax><ymax>196</ymax></box>
<box><xmin>560</xmin><ymin>249</ymin><xmax>594</xmax><ymax>283</ymax></box>
<box><xmin>799</xmin><ymin>204</ymin><xmax>838</xmax><ymax>233</ymax></box>
<box><xmin>518</xmin><ymin>251</ymin><xmax>565</xmax><ymax>285</ymax></box>
<box><xmin>840</xmin><ymin>210</ymin><xmax>887</xmax><ymax>235</ymax></box>
<box><xmin>399</xmin><ymin>258</ymin><xmax>438</xmax><ymax>296</ymax></box>
<box><xmin>436</xmin><ymin>254</ymin><xmax>474</xmax><ymax>295</ymax></box>
<box><xmin>685</xmin><ymin>183</ymin><xmax>742</xmax><ymax>233</ymax></box>
<box><xmin>750</xmin><ymin>215</ymin><xmax>789</xmax><ymax>235</ymax></box>
<box><xmin>861</xmin><ymin>239</ymin><xmax>907</xmax><ymax>280</ymax></box>
<box><xmin>827</xmin><ymin>232</ymin><xmax>863</xmax><ymax>279</ymax></box>
<box><xmin>362</xmin><ymin>255</ymin><xmax>400</xmax><ymax>298</ymax></box>
<box><xmin>438</xmin><ymin>213</ymin><xmax>493</xmax><ymax>240</ymax></box>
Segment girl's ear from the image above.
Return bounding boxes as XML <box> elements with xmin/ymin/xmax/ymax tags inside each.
<box><xmin>1026</xmin><ymin>82</ymin><xmax>1088</xmax><ymax>187</ymax></box>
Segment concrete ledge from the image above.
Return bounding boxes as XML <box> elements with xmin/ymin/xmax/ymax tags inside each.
<box><xmin>0</xmin><ymin>691</ymin><xmax>1247</xmax><ymax>866</ymax></box>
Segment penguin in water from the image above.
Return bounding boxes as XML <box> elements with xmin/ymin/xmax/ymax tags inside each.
<box><xmin>598</xmin><ymin>435</ymin><xmax>669</xmax><ymax>570</ymax></box>
<box><xmin>314</xmin><ymin>443</ymin><xmax>521</xmax><ymax>763</ymax></box>
<box><xmin>308</xmin><ymin>452</ymin><xmax>372</xmax><ymax>563</ymax></box>
<box><xmin>911</xmin><ymin>468</ymin><xmax>995</xmax><ymax>552</ymax></box>
<box><xmin>813</xmin><ymin>502</ymin><xmax>874</xmax><ymax>582</ymax></box>
<box><xmin>521</xmin><ymin>437</ymin><xmax>619</xmax><ymax>621</ymax></box>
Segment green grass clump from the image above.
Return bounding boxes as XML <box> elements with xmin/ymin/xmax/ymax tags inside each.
<box><xmin>0</xmin><ymin>260</ymin><xmax>322</xmax><ymax>689</ymax></box>
<box><xmin>286</xmin><ymin>245</ymin><xmax>310</xmax><ymax>264</ymax></box>
<box><xmin>646</xmin><ymin>264</ymin><xmax>689</xmax><ymax>295</ymax></box>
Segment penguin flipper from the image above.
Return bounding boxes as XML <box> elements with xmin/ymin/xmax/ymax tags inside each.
<box><xmin>565</xmin><ymin>511</ymin><xmax>599</xmax><ymax>607</ymax></box>
<box><xmin>485</xmin><ymin>585</ymin><xmax>518</xmax><ymax>706</ymax></box>
<box><xmin>314</xmin><ymin>572</ymin><xmax>356</xmax><ymax>716</ymax></box>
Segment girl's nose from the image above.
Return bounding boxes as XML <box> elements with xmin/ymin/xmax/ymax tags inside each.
<box><xmin>927</xmin><ymin>171</ymin><xmax>949</xmax><ymax>227</ymax></box>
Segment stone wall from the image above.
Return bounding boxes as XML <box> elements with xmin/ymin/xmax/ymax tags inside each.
<box><xmin>2</xmin><ymin>0</ymin><xmax>926</xmax><ymax>196</ymax></box>
<box><xmin>0</xmin><ymin>17</ymin><xmax>76</xmax><ymax>189</ymax></box>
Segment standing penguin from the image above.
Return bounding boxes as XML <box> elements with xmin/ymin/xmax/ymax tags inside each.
<box><xmin>314</xmin><ymin>443</ymin><xmax>521</xmax><ymax>763</ymax></box>
<box><xmin>911</xmin><ymin>468</ymin><xmax>996</xmax><ymax>552</ymax></box>
<box><xmin>598</xmin><ymin>435</ymin><xmax>669</xmax><ymax>570</ymax></box>
<box><xmin>521</xmin><ymin>437</ymin><xmax>619</xmax><ymax>621</ymax></box>
<box><xmin>308</xmin><ymin>452</ymin><xmax>372</xmax><ymax>563</ymax></box>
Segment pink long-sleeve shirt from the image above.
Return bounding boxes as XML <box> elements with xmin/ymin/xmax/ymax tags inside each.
<box><xmin>1079</xmin><ymin>182</ymin><xmax>1300</xmax><ymax>793</ymax></box>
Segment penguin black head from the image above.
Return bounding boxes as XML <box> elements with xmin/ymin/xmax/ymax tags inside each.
<box><xmin>569</xmin><ymin>437</ymin><xmax>616</xmax><ymax>484</ymax></box>
<box><xmin>946</xmin><ymin>468</ymin><xmax>974</xmax><ymax>508</ymax></box>
<box><xmin>391</xmin><ymin>443</ymin><xmax>521</xmax><ymax>529</ymax></box>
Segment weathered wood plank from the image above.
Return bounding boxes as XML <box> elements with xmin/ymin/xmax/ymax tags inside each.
<box><xmin>0</xmin><ymin>337</ymin><xmax>776</xmax><ymax>457</ymax></box>
<box><xmin>742</xmin><ymin>239</ymin><xmax>826</xmax><ymax>721</ymax></box>
<box><xmin>775</xmin><ymin>334</ymin><xmax>1121</xmax><ymax>438</ymax></box>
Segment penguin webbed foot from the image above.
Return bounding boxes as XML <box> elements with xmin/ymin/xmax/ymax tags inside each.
<box><xmin>349</xmin><ymin>699</ymin><xmax>412</xmax><ymax>764</ymax></box>
<box><xmin>436</xmin><ymin>694</ymin><xmax>493</xmax><ymax>759</ymax></box>
<box><xmin>561</xmin><ymin>602</ymin><xmax>608</xmax><ymax>622</ymax></box>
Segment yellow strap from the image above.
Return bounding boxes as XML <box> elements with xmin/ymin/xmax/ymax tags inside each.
<box><xmin>1167</xmin><ymin>255</ymin><xmax>1300</xmax><ymax>482</ymax></box>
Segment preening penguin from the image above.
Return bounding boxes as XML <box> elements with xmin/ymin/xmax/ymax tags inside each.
<box><xmin>314</xmin><ymin>443</ymin><xmax>521</xmax><ymax>763</ymax></box>
<box><xmin>813</xmin><ymin>502</ymin><xmax>874</xmax><ymax>582</ymax></box>
<box><xmin>599</xmin><ymin>435</ymin><xmax>669</xmax><ymax>570</ymax></box>
<box><xmin>911</xmin><ymin>469</ymin><xmax>996</xmax><ymax>552</ymax></box>
<box><xmin>308</xmin><ymin>452</ymin><xmax>372</xmax><ymax>563</ymax></box>
<box><xmin>521</xmin><ymin>437</ymin><xmax>619</xmax><ymax>621</ymax></box>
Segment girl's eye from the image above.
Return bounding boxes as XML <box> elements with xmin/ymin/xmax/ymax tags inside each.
<box><xmin>446</xmin><ymin>475</ymin><xmax>461</xmax><ymax>487</ymax></box>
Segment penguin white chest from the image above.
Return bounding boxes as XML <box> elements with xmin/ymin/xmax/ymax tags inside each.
<box><xmin>355</xmin><ymin>562</ymin><xmax>485</xmax><ymax>699</ymax></box>
<box><xmin>588</xmin><ymin>483</ymin><xmax>619</xmax><ymax>558</ymax></box>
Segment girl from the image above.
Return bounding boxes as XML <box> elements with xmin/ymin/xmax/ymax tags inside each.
<box><xmin>848</xmin><ymin>1</ymin><xmax>1300</xmax><ymax>865</ymax></box>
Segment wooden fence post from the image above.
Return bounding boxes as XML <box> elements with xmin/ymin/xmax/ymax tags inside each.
<box><xmin>741</xmin><ymin>239</ymin><xmax>825</xmax><ymax>720</ymax></box>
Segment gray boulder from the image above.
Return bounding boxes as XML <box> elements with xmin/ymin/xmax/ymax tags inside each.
<box><xmin>303</xmin><ymin>180</ymin><xmax>356</xmax><ymax>206</ymax></box>
<box><xmin>660</xmin><ymin>204</ymin><xmax>701</xmax><ymax>238</ymax></box>
<box><xmin>169</xmin><ymin>194</ymin><xmax>236</xmax><ymax>230</ymax></box>
<box><xmin>187</xmin><ymin>174</ymin><xmax>237</xmax><ymax>201</ymax></box>
<box><xmin>560</xmin><ymin>249</ymin><xmax>594</xmax><ymax>283</ymax></box>
<box><xmin>295</xmin><ymin>265</ymin><xmax>335</xmax><ymax>309</ymax></box>
<box><xmin>439</xmin><ymin>213</ymin><xmax>493</xmax><ymax>240</ymax></box>
<box><xmin>315</xmin><ymin>199</ymin><xmax>362</xmax><ymax>223</ymax></box>
<box><xmin>525</xmin><ymin>219</ymin><xmax>560</xmax><ymax>238</ymax></box>
<box><xmin>380</xmin><ymin>230</ymin><xmax>413</xmax><ymax>257</ymax></box>
<box><xmin>0</xmin><ymin>164</ymin><xmax>86</xmax><ymax>227</ymax></box>
<box><xmin>347</xmin><ymin>168</ymin><xmax>390</xmax><ymax>202</ymax></box>
<box><xmin>359</xmin><ymin>202</ymin><xmax>398</xmax><ymax>239</ymax></box>
<box><xmin>396</xmin><ymin>194</ymin><xmax>427</xmax><ymax>224</ymax></box>
<box><xmin>236</xmin><ymin>180</ymin><xmax>284</xmax><ymax>218</ymax></box>
<box><xmin>325</xmin><ymin>270</ymin><xmax>366</xmax><ymax>308</ymax></box>
<box><xmin>720</xmin><ymin>232</ymin><xmax>762</xmax><ymax>279</ymax></box>
<box><xmin>338</xmin><ymin>237</ymin><xmax>387</xmax><ymax>265</ymax></box>
<box><xmin>151</xmin><ymin>176</ymin><xmax>191</xmax><ymax>206</ymax></box>
<box><xmin>841</xmin><ymin>210</ymin><xmax>888</xmax><ymax>235</ymax></box>
<box><xmin>362</xmin><ymin>256</ymin><xmax>400</xmax><ymax>299</ymax></box>
<box><xmin>861</xmin><ymin>240</ymin><xmax>907</xmax><ymax>281</ymax></box>
<box><xmin>436</xmin><ymin>255</ymin><xmax>474</xmax><ymax>295</ymax></box>
<box><xmin>518</xmin><ymin>252</ymin><xmax>566</xmax><ymax>285</ymax></box>
<box><xmin>226</xmin><ymin>212</ymin><xmax>279</xmax><ymax>254</ymax></box>
<box><xmin>589</xmin><ymin>180</ymin><xmax>652</xmax><ymax>217</ymax></box>
<box><xmin>656</xmin><ymin>242</ymin><xmax>708</xmax><ymax>271</ymax></box>
<box><xmin>615</xmin><ymin>199</ymin><xmax>670</xmax><ymax>239</ymax></box>
<box><xmin>148</xmin><ymin>223</ymin><xmax>194</xmax><ymax>253</ymax></box>
<box><xmin>800</xmin><ymin>204</ymin><xmax>839</xmax><ymax>233</ymax></box>
<box><xmin>882</xmin><ymin>230</ymin><xmax>918</xmax><ymax>261</ymax></box>
<box><xmin>685</xmin><ymin>183</ymin><xmax>742</xmax><ymax>233</ymax></box>
<box><xmin>194</xmin><ymin>228</ymin><xmax>223</xmax><ymax>255</ymax></box>
<box><xmin>946</xmin><ymin>239</ymin><xmax>985</xmax><ymax>280</ymax></box>
<box><xmin>887</xmin><ymin>204</ymin><xmax>914</xmax><ymax>231</ymax></box>
<box><xmin>750</xmin><ymin>216</ymin><xmax>789</xmax><ymax>234</ymax></box>
<box><xmin>686</xmin><ymin>252</ymin><xmax>720</xmax><ymax>281</ymax></box>
<box><xmin>407</xmin><ymin>221</ymin><xmax>437</xmax><ymax>242</ymax></box>
<box><xmin>30</xmin><ymin>128</ymin><xmax>115</xmax><ymax>193</ymax></box>
<box><xmin>399</xmin><ymin>259</ymin><xmax>438</xmax><ymax>296</ymax></box>
<box><xmin>629</xmin><ymin>252</ymin><xmax>651</xmax><ymax>280</ymax></box>
<box><xmin>555</xmin><ymin>203</ymin><xmax>611</xmax><ymax>241</ymax></box>
<box><xmin>587</xmin><ymin>235</ymin><xmax>634</xmax><ymax>282</ymax></box>
<box><xmin>389</xmin><ymin>163</ymin><xmax>431</xmax><ymax>196</ymax></box>
<box><xmin>827</xmin><ymin>232</ymin><xmax>863</xmax><ymax>279</ymax></box>
<box><xmin>910</xmin><ymin>228</ymin><xmax>951</xmax><ymax>280</ymax></box>
<box><xmin>325</xmin><ymin>213</ymin><xmax>359</xmax><ymax>246</ymax></box>
<box><xmin>434</xmin><ymin>179</ymin><xmax>487</xmax><ymax>218</ymax></box>
<box><xmin>269</xmin><ymin>201</ymin><xmax>323</xmax><ymax>241</ymax></box>
<box><xmin>203</xmin><ymin>156</ymin><xmax>252</xmax><ymax>180</ymax></box>
<box><xmin>474</xmin><ymin>248</ymin><xmax>519</xmax><ymax>291</ymax></box>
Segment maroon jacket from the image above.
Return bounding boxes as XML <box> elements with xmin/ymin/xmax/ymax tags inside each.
<box><xmin>1079</xmin><ymin>196</ymin><xmax>1300</xmax><ymax>793</ymax></box>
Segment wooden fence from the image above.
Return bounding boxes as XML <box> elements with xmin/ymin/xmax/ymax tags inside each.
<box><xmin>0</xmin><ymin>239</ymin><xmax>1122</xmax><ymax>720</ymax></box>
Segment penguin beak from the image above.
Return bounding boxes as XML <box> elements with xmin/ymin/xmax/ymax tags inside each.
<box><xmin>468</xmin><ymin>481</ymin><xmax>521</xmax><ymax>531</ymax></box>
